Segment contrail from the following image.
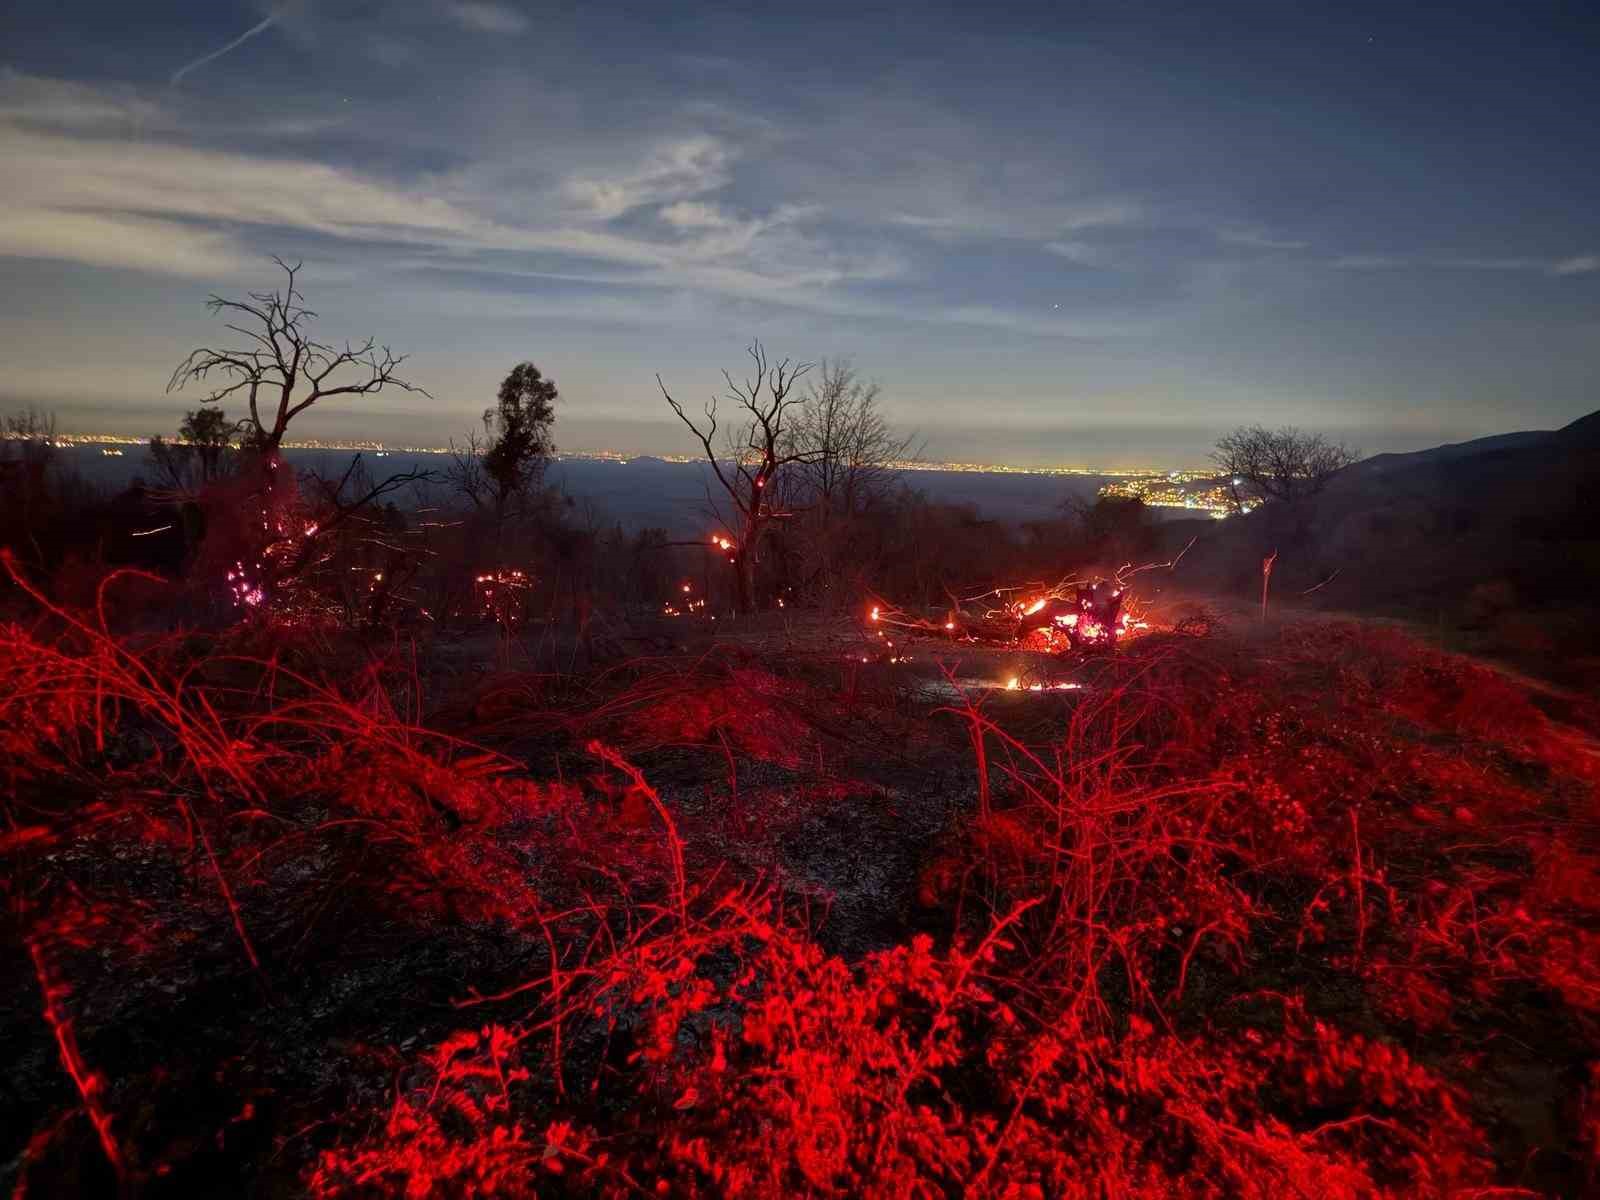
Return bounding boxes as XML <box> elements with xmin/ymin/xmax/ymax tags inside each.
<box><xmin>170</xmin><ymin>12</ymin><xmax>279</xmax><ymax>86</ymax></box>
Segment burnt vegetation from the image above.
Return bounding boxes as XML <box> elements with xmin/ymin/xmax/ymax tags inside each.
<box><xmin>3</xmin><ymin>265</ymin><xmax>1600</xmax><ymax>1199</ymax></box>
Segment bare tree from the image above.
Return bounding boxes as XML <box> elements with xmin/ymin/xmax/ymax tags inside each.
<box><xmin>1212</xmin><ymin>425</ymin><xmax>1360</xmax><ymax>509</ymax></box>
<box><xmin>167</xmin><ymin>258</ymin><xmax>428</xmax><ymax>459</ymax></box>
<box><xmin>0</xmin><ymin>407</ymin><xmax>59</xmax><ymax>567</ymax></box>
<box><xmin>657</xmin><ymin>341</ymin><xmax>814</xmax><ymax>613</ymax></box>
<box><xmin>779</xmin><ymin>359</ymin><xmax>917</xmax><ymax>606</ymax></box>
<box><xmin>786</xmin><ymin>360</ymin><xmax>915</xmax><ymax>513</ymax></box>
<box><xmin>1</xmin><ymin>406</ymin><xmax>56</xmax><ymax>477</ymax></box>
<box><xmin>297</xmin><ymin>454</ymin><xmax>437</xmax><ymax>628</ymax></box>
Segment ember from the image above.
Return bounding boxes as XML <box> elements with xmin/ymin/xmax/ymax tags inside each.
<box><xmin>864</xmin><ymin>567</ymin><xmax>1157</xmax><ymax>655</ymax></box>
<box><xmin>474</xmin><ymin>567</ymin><xmax>532</xmax><ymax>626</ymax></box>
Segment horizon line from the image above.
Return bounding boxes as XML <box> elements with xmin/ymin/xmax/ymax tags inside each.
<box><xmin>7</xmin><ymin>430</ymin><xmax>1214</xmax><ymax>479</ymax></box>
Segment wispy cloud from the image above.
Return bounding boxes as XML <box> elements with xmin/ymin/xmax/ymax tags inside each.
<box><xmin>0</xmin><ymin>99</ymin><xmax>893</xmax><ymax>311</ymax></box>
<box><xmin>0</xmin><ymin>208</ymin><xmax>246</xmax><ymax>278</ymax></box>
<box><xmin>1332</xmin><ymin>254</ymin><xmax>1407</xmax><ymax>270</ymax></box>
<box><xmin>1043</xmin><ymin>241</ymin><xmax>1106</xmax><ymax>267</ymax></box>
<box><xmin>659</xmin><ymin>201</ymin><xmax>734</xmax><ymax>230</ymax></box>
<box><xmin>561</xmin><ymin>137</ymin><xmax>733</xmax><ymax>221</ymax></box>
<box><xmin>1333</xmin><ymin>251</ymin><xmax>1598</xmax><ymax>276</ymax></box>
<box><xmin>0</xmin><ymin>69</ymin><xmax>164</xmax><ymax>132</ymax></box>
<box><xmin>1218</xmin><ymin>229</ymin><xmax>1309</xmax><ymax>250</ymax></box>
<box><xmin>441</xmin><ymin>3</ymin><xmax>531</xmax><ymax>35</ymax></box>
<box><xmin>170</xmin><ymin>12</ymin><xmax>280</xmax><ymax>86</ymax></box>
<box><xmin>1554</xmin><ymin>254</ymin><xmax>1599</xmax><ymax>276</ymax></box>
<box><xmin>888</xmin><ymin>200</ymin><xmax>1142</xmax><ymax>243</ymax></box>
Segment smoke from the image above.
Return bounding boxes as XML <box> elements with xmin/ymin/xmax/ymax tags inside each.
<box><xmin>170</xmin><ymin>12</ymin><xmax>280</xmax><ymax>87</ymax></box>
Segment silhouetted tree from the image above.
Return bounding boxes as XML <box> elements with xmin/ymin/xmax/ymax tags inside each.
<box><xmin>0</xmin><ymin>407</ymin><xmax>59</xmax><ymax>568</ymax></box>
<box><xmin>167</xmin><ymin>258</ymin><xmax>428</xmax><ymax>458</ymax></box>
<box><xmin>1212</xmin><ymin>425</ymin><xmax>1360</xmax><ymax>509</ymax></box>
<box><xmin>1064</xmin><ymin>494</ymin><xmax>1156</xmax><ymax>567</ymax></box>
<box><xmin>147</xmin><ymin>406</ymin><xmax>239</xmax><ymax>492</ymax></box>
<box><xmin>450</xmin><ymin>362</ymin><xmax>558</xmax><ymax>524</ymax></box>
<box><xmin>778</xmin><ymin>359</ymin><xmax>917</xmax><ymax>606</ymax></box>
<box><xmin>658</xmin><ymin>341</ymin><xmax>814</xmax><ymax>614</ymax></box>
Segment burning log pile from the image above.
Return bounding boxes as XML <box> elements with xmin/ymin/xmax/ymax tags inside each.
<box><xmin>868</xmin><ymin>575</ymin><xmax>1152</xmax><ymax>654</ymax></box>
<box><xmin>863</xmin><ymin>541</ymin><xmax>1193</xmax><ymax>661</ymax></box>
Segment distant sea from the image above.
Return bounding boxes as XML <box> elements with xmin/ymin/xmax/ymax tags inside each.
<box><xmin>52</xmin><ymin>445</ymin><xmax>1158</xmax><ymax>536</ymax></box>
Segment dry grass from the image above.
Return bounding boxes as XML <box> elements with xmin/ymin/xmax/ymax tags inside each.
<box><xmin>3</xmin><ymin>559</ymin><xmax>1598</xmax><ymax>1196</ymax></box>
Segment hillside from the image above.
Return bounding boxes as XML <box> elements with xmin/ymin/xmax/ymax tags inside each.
<box><xmin>1159</xmin><ymin>410</ymin><xmax>1600</xmax><ymax>676</ymax></box>
<box><xmin>1345</xmin><ymin>429</ymin><xmax>1555</xmax><ymax>478</ymax></box>
<box><xmin>5</xmin><ymin>592</ymin><xmax>1600</xmax><ymax>1196</ymax></box>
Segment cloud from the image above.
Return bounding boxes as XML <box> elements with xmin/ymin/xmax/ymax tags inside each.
<box><xmin>1553</xmin><ymin>254</ymin><xmax>1599</xmax><ymax>276</ymax></box>
<box><xmin>442</xmin><ymin>2</ymin><xmax>531</xmax><ymax>35</ymax></box>
<box><xmin>660</xmin><ymin>201</ymin><xmax>734</xmax><ymax>230</ymax></box>
<box><xmin>1332</xmin><ymin>251</ymin><xmax>1599</xmax><ymax>276</ymax></box>
<box><xmin>888</xmin><ymin>213</ymin><xmax>959</xmax><ymax>231</ymax></box>
<box><xmin>0</xmin><ymin>209</ymin><xmax>246</xmax><ymax>278</ymax></box>
<box><xmin>170</xmin><ymin>13</ymin><xmax>280</xmax><ymax>86</ymax></box>
<box><xmin>0</xmin><ymin>73</ymin><xmax>1173</xmax><ymax>343</ymax></box>
<box><xmin>1332</xmin><ymin>254</ymin><xmax>1407</xmax><ymax>270</ymax></box>
<box><xmin>0</xmin><ymin>101</ymin><xmax>893</xmax><ymax>313</ymax></box>
<box><xmin>0</xmin><ymin>69</ymin><xmax>165</xmax><ymax>132</ymax></box>
<box><xmin>889</xmin><ymin>200</ymin><xmax>1142</xmax><ymax>243</ymax></box>
<box><xmin>929</xmin><ymin>305</ymin><xmax>1153</xmax><ymax>340</ymax></box>
<box><xmin>1438</xmin><ymin>256</ymin><xmax>1543</xmax><ymax>271</ymax></box>
<box><xmin>1218</xmin><ymin>229</ymin><xmax>1309</xmax><ymax>250</ymax></box>
<box><xmin>561</xmin><ymin>137</ymin><xmax>733</xmax><ymax>221</ymax></box>
<box><xmin>367</xmin><ymin>35</ymin><xmax>421</xmax><ymax>67</ymax></box>
<box><xmin>1043</xmin><ymin>241</ymin><xmax>1105</xmax><ymax>266</ymax></box>
<box><xmin>3</xmin><ymin>125</ymin><xmax>495</xmax><ymax>253</ymax></box>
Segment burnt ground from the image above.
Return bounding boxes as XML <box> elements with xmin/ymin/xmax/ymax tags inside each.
<box><xmin>4</xmin><ymin>601</ymin><xmax>1600</xmax><ymax>1195</ymax></box>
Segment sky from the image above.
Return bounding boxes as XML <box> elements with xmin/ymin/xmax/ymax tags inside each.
<box><xmin>0</xmin><ymin>0</ymin><xmax>1596</xmax><ymax>467</ymax></box>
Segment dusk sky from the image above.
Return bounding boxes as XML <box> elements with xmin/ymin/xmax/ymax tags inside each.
<box><xmin>2</xmin><ymin>0</ymin><xmax>1596</xmax><ymax>467</ymax></box>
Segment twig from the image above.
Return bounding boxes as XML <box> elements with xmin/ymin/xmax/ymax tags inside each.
<box><xmin>1299</xmin><ymin>569</ymin><xmax>1340</xmax><ymax>596</ymax></box>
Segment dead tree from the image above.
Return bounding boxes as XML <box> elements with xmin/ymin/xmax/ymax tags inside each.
<box><xmin>0</xmin><ymin>408</ymin><xmax>58</xmax><ymax>570</ymax></box>
<box><xmin>167</xmin><ymin>258</ymin><xmax>428</xmax><ymax>460</ymax></box>
<box><xmin>1212</xmin><ymin>425</ymin><xmax>1359</xmax><ymax>510</ymax></box>
<box><xmin>657</xmin><ymin>342</ymin><xmax>814</xmax><ymax>614</ymax></box>
<box><xmin>780</xmin><ymin>359</ymin><xmax>917</xmax><ymax>607</ymax></box>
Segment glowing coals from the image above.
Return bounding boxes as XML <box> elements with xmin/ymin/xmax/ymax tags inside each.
<box><xmin>1005</xmin><ymin>676</ymin><xmax>1081</xmax><ymax>692</ymax></box>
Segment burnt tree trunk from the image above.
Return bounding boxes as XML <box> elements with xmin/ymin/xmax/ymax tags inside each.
<box><xmin>732</xmin><ymin>546</ymin><xmax>755</xmax><ymax>614</ymax></box>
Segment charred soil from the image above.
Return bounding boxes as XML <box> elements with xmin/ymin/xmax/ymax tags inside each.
<box><xmin>3</xmin><ymin>595</ymin><xmax>1599</xmax><ymax>1197</ymax></box>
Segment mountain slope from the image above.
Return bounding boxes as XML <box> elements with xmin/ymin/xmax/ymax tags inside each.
<box><xmin>1161</xmin><ymin>410</ymin><xmax>1600</xmax><ymax>667</ymax></box>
